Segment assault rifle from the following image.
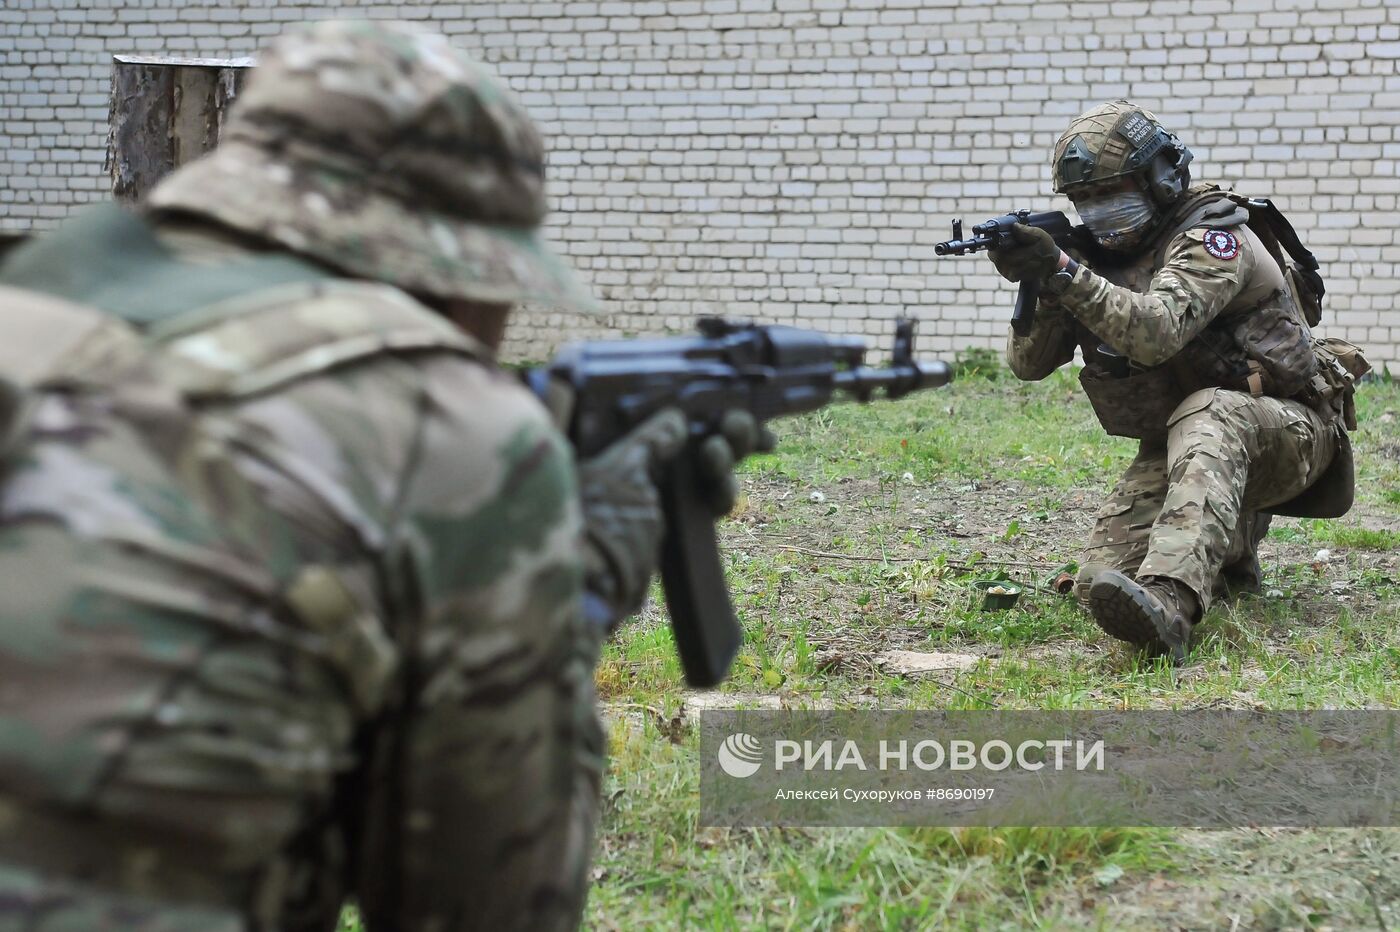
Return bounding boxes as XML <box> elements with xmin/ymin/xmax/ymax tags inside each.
<box><xmin>935</xmin><ymin>210</ymin><xmax>1089</xmax><ymax>336</ymax></box>
<box><xmin>526</xmin><ymin>318</ymin><xmax>951</xmax><ymax>687</ymax></box>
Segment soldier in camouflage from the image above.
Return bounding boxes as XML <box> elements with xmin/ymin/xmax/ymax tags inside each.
<box><xmin>987</xmin><ymin>100</ymin><xmax>1362</xmax><ymax>664</ymax></box>
<box><xmin>0</xmin><ymin>21</ymin><xmax>743</xmax><ymax>931</ymax></box>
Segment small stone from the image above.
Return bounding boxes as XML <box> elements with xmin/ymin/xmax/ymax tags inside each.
<box><xmin>808</xmin><ymin>491</ymin><xmax>826</xmax><ymax>503</ymax></box>
<box><xmin>902</xmin><ymin>472</ymin><xmax>915</xmax><ymax>482</ymax></box>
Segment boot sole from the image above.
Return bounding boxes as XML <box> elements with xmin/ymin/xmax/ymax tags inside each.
<box><xmin>1087</xmin><ymin>572</ymin><xmax>1166</xmax><ymax>649</ymax></box>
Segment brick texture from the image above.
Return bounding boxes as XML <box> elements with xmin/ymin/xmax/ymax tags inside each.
<box><xmin>2</xmin><ymin>0</ymin><xmax>1398</xmax><ymax>370</ymax></box>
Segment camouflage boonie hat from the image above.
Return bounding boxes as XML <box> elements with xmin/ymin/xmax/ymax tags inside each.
<box><xmin>1051</xmin><ymin>100</ymin><xmax>1185</xmax><ymax>195</ymax></box>
<box><xmin>148</xmin><ymin>20</ymin><xmax>597</xmax><ymax>312</ymax></box>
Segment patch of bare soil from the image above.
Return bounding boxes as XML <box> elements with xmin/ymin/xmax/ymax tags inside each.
<box><xmin>722</xmin><ymin>467</ymin><xmax>1400</xmax><ymax>674</ymax></box>
<box><xmin>873</xmin><ymin>648</ymin><xmax>981</xmax><ymax>672</ymax></box>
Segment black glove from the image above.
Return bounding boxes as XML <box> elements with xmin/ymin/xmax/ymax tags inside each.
<box><xmin>577</xmin><ymin>409</ymin><xmax>771</xmax><ymax>629</ymax></box>
<box><xmin>693</xmin><ymin>409</ymin><xmax>773</xmax><ymax>516</ymax></box>
<box><xmin>578</xmin><ymin>409</ymin><xmax>686</xmax><ymax>627</ymax></box>
<box><xmin>988</xmin><ymin>222</ymin><xmax>1062</xmax><ymax>284</ymax></box>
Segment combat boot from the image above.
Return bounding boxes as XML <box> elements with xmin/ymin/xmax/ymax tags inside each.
<box><xmin>1087</xmin><ymin>571</ymin><xmax>1200</xmax><ymax>665</ymax></box>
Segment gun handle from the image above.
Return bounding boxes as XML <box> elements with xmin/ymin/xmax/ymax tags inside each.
<box><xmin>1011</xmin><ymin>278</ymin><xmax>1039</xmax><ymax>337</ymax></box>
<box><xmin>658</xmin><ymin>451</ymin><xmax>743</xmax><ymax>688</ymax></box>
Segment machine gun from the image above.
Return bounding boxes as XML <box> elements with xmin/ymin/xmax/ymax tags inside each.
<box><xmin>526</xmin><ymin>318</ymin><xmax>951</xmax><ymax>687</ymax></box>
<box><xmin>935</xmin><ymin>210</ymin><xmax>1085</xmax><ymax>336</ymax></box>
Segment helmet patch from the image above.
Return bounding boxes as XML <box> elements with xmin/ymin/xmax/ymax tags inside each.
<box><xmin>1202</xmin><ymin>229</ymin><xmax>1241</xmax><ymax>260</ymax></box>
<box><xmin>1117</xmin><ymin>112</ymin><xmax>1156</xmax><ymax>148</ymax></box>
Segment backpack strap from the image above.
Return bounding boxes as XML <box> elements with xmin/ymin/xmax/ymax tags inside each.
<box><xmin>148</xmin><ymin>279</ymin><xmax>490</xmax><ymax>402</ymax></box>
<box><xmin>1151</xmin><ymin>186</ymin><xmax>1251</xmax><ymax>267</ymax></box>
<box><xmin>0</xmin><ymin>284</ymin><xmax>148</xmax><ymax>458</ymax></box>
<box><xmin>1226</xmin><ymin>194</ymin><xmax>1326</xmax><ymax>304</ymax></box>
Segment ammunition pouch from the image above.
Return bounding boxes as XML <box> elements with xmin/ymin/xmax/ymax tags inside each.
<box><xmin>1265</xmin><ymin>338</ymin><xmax>1370</xmax><ymax>519</ymax></box>
<box><xmin>1171</xmin><ymin>328</ymin><xmax>1253</xmax><ymax>396</ymax></box>
<box><xmin>1079</xmin><ymin>361</ymin><xmax>1184</xmax><ymax>442</ymax></box>
<box><xmin>1228</xmin><ymin>288</ymin><xmax>1317</xmax><ymax>399</ymax></box>
<box><xmin>1298</xmin><ymin>337</ymin><xmax>1371</xmax><ymax>432</ymax></box>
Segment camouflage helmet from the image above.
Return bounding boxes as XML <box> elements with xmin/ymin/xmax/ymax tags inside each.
<box><xmin>1051</xmin><ymin>100</ymin><xmax>1193</xmax><ymax>204</ymax></box>
<box><xmin>148</xmin><ymin>20</ymin><xmax>596</xmax><ymax>312</ymax></box>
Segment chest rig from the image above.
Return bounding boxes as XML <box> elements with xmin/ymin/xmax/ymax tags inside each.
<box><xmin>1074</xmin><ymin>185</ymin><xmax>1319</xmax><ymax>445</ymax></box>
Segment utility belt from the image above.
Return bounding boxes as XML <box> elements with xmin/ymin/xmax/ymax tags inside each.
<box><xmin>1080</xmin><ymin>336</ymin><xmax>1369</xmax><ymax>442</ymax></box>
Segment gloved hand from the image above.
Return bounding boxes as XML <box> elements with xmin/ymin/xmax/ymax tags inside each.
<box><xmin>578</xmin><ymin>409</ymin><xmax>686</xmax><ymax>627</ymax></box>
<box><xmin>988</xmin><ymin>223</ymin><xmax>1062</xmax><ymax>284</ymax></box>
<box><xmin>577</xmin><ymin>408</ymin><xmax>771</xmax><ymax>628</ymax></box>
<box><xmin>693</xmin><ymin>409</ymin><xmax>773</xmax><ymax>516</ymax></box>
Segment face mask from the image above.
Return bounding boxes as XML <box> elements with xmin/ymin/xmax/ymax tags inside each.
<box><xmin>1074</xmin><ymin>190</ymin><xmax>1157</xmax><ymax>251</ymax></box>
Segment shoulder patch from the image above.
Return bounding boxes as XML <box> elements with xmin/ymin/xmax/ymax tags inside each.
<box><xmin>1202</xmin><ymin>228</ymin><xmax>1241</xmax><ymax>260</ymax></box>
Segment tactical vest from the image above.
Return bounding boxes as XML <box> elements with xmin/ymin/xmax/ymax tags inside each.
<box><xmin>1075</xmin><ymin>184</ymin><xmax>1320</xmax><ymax>445</ymax></box>
<box><xmin>0</xmin><ymin>205</ymin><xmax>488</xmax><ymax>702</ymax></box>
<box><xmin>0</xmin><ymin>205</ymin><xmax>500</xmax><ymax>916</ymax></box>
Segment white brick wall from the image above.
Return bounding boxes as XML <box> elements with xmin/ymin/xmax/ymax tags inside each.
<box><xmin>2</xmin><ymin>0</ymin><xmax>1398</xmax><ymax>370</ymax></box>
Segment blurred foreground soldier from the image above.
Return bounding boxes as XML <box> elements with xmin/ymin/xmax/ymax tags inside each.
<box><xmin>0</xmin><ymin>21</ymin><xmax>737</xmax><ymax>931</ymax></box>
<box><xmin>988</xmin><ymin>101</ymin><xmax>1367</xmax><ymax>664</ymax></box>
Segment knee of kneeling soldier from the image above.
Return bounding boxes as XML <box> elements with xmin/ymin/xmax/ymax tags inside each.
<box><xmin>1168</xmin><ymin>388</ymin><xmax>1253</xmax><ymax>454</ymax></box>
<box><xmin>1169</xmin><ymin>388</ymin><xmax>1251</xmax><ymax>427</ymax></box>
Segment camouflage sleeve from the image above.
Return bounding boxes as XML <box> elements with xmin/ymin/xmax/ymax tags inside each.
<box><xmin>1055</xmin><ymin>225</ymin><xmax>1257</xmax><ymax>367</ymax></box>
<box><xmin>354</xmin><ymin>355</ymin><xmax>599</xmax><ymax>932</ymax></box>
<box><xmin>217</xmin><ymin>350</ymin><xmax>600</xmax><ymax>929</ymax></box>
<box><xmin>1006</xmin><ymin>298</ymin><xmax>1077</xmax><ymax>380</ymax></box>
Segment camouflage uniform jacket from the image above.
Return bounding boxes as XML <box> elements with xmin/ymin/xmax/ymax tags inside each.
<box><xmin>1007</xmin><ymin>185</ymin><xmax>1318</xmax><ymax>444</ymax></box>
<box><xmin>0</xmin><ymin>204</ymin><xmax>600</xmax><ymax>930</ymax></box>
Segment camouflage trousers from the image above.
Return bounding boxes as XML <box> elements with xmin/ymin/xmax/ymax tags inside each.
<box><xmin>1075</xmin><ymin>388</ymin><xmax>1336</xmax><ymax>612</ymax></box>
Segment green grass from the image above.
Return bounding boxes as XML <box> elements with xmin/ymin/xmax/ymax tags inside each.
<box><xmin>1303</xmin><ymin>519</ymin><xmax>1400</xmax><ymax>551</ymax></box>
<box><xmin>591</xmin><ymin>723</ymin><xmax>1181</xmax><ymax>929</ymax></box>
<box><xmin>586</xmin><ymin>375</ymin><xmax>1400</xmax><ymax>930</ymax></box>
<box><xmin>746</xmin><ymin>366</ymin><xmax>1134</xmax><ymax>490</ymax></box>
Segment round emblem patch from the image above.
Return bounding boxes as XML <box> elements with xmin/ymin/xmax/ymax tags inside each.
<box><xmin>1202</xmin><ymin>228</ymin><xmax>1240</xmax><ymax>260</ymax></box>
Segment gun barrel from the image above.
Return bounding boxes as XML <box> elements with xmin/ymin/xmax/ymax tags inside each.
<box><xmin>835</xmin><ymin>359</ymin><xmax>952</xmax><ymax>398</ymax></box>
<box><xmin>933</xmin><ymin>235</ymin><xmax>995</xmax><ymax>256</ymax></box>
<box><xmin>937</xmin><ymin>210</ymin><xmax>1076</xmax><ymax>257</ymax></box>
<box><xmin>527</xmin><ymin>316</ymin><xmax>954</xmax><ymax>690</ymax></box>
